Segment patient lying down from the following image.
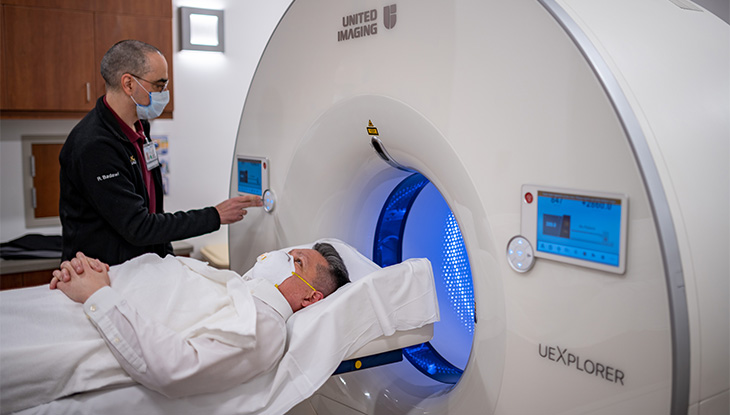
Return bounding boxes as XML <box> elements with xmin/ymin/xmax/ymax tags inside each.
<box><xmin>0</xmin><ymin>243</ymin><xmax>349</xmax><ymax>414</ymax></box>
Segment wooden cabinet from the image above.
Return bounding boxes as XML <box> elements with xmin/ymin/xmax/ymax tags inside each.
<box><xmin>1</xmin><ymin>6</ymin><xmax>96</xmax><ymax>114</ymax></box>
<box><xmin>94</xmin><ymin>0</ymin><xmax>171</xmax><ymax>17</ymax></box>
<box><xmin>0</xmin><ymin>0</ymin><xmax>173</xmax><ymax>119</ymax></box>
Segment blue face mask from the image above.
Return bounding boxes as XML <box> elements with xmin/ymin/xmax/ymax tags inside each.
<box><xmin>130</xmin><ymin>77</ymin><xmax>169</xmax><ymax>120</ymax></box>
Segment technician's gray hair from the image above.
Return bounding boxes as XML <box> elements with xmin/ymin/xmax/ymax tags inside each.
<box><xmin>100</xmin><ymin>40</ymin><xmax>162</xmax><ymax>91</ymax></box>
<box><xmin>313</xmin><ymin>242</ymin><xmax>350</xmax><ymax>297</ymax></box>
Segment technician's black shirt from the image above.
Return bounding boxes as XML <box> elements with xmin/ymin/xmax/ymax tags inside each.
<box><xmin>59</xmin><ymin>97</ymin><xmax>220</xmax><ymax>265</ymax></box>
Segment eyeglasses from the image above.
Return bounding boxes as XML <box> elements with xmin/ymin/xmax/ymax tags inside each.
<box><xmin>130</xmin><ymin>73</ymin><xmax>169</xmax><ymax>92</ymax></box>
<box><xmin>292</xmin><ymin>271</ymin><xmax>317</xmax><ymax>293</ymax></box>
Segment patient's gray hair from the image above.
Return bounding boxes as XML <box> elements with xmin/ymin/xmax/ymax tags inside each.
<box><xmin>100</xmin><ymin>40</ymin><xmax>162</xmax><ymax>91</ymax></box>
<box><xmin>312</xmin><ymin>242</ymin><xmax>350</xmax><ymax>297</ymax></box>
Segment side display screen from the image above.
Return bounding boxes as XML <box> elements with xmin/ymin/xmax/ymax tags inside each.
<box><xmin>536</xmin><ymin>191</ymin><xmax>622</xmax><ymax>267</ymax></box>
<box><xmin>521</xmin><ymin>185</ymin><xmax>628</xmax><ymax>274</ymax></box>
<box><xmin>237</xmin><ymin>158</ymin><xmax>263</xmax><ymax>196</ymax></box>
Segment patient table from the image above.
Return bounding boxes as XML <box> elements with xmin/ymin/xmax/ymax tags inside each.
<box><xmin>0</xmin><ymin>239</ymin><xmax>438</xmax><ymax>415</ymax></box>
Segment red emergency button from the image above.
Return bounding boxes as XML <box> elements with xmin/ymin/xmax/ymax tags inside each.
<box><xmin>525</xmin><ymin>192</ymin><xmax>534</xmax><ymax>204</ymax></box>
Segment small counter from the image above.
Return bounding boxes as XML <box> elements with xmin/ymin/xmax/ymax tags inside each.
<box><xmin>0</xmin><ymin>241</ymin><xmax>194</xmax><ymax>290</ymax></box>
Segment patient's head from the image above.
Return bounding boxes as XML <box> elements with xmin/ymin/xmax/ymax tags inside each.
<box><xmin>277</xmin><ymin>242</ymin><xmax>350</xmax><ymax>312</ymax></box>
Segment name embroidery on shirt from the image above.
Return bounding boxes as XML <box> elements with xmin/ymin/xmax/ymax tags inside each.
<box><xmin>97</xmin><ymin>172</ymin><xmax>120</xmax><ymax>182</ymax></box>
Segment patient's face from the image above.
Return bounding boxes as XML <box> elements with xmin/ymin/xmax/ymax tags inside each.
<box><xmin>277</xmin><ymin>249</ymin><xmax>328</xmax><ymax>312</ymax></box>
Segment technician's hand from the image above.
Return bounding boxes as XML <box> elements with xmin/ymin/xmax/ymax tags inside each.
<box><xmin>216</xmin><ymin>195</ymin><xmax>263</xmax><ymax>225</ymax></box>
<box><xmin>51</xmin><ymin>252</ymin><xmax>109</xmax><ymax>289</ymax></box>
<box><xmin>52</xmin><ymin>252</ymin><xmax>111</xmax><ymax>303</ymax></box>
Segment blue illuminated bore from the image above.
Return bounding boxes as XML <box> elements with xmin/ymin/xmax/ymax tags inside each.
<box><xmin>373</xmin><ymin>173</ymin><xmax>472</xmax><ymax>384</ymax></box>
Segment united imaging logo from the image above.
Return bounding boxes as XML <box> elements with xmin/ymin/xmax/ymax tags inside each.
<box><xmin>383</xmin><ymin>4</ymin><xmax>396</xmax><ymax>29</ymax></box>
<box><xmin>338</xmin><ymin>4</ymin><xmax>397</xmax><ymax>42</ymax></box>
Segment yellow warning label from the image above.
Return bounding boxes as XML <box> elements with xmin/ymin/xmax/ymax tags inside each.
<box><xmin>367</xmin><ymin>120</ymin><xmax>379</xmax><ymax>136</ymax></box>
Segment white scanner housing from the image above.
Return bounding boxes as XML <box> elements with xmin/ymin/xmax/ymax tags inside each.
<box><xmin>229</xmin><ymin>0</ymin><xmax>729</xmax><ymax>413</ymax></box>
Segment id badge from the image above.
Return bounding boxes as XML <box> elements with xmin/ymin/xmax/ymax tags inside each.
<box><xmin>143</xmin><ymin>141</ymin><xmax>160</xmax><ymax>170</ymax></box>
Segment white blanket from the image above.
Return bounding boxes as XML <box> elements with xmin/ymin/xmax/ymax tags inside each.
<box><xmin>1</xmin><ymin>254</ymin><xmax>254</xmax><ymax>414</ymax></box>
<box><xmin>1</xmin><ymin>239</ymin><xmax>438</xmax><ymax>415</ymax></box>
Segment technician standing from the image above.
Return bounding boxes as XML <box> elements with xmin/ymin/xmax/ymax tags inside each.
<box><xmin>59</xmin><ymin>40</ymin><xmax>260</xmax><ymax>266</ymax></box>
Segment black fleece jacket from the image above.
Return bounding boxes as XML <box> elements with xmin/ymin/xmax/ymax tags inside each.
<box><xmin>59</xmin><ymin>97</ymin><xmax>220</xmax><ymax>265</ymax></box>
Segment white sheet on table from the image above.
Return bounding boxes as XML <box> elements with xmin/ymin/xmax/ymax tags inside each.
<box><xmin>1</xmin><ymin>254</ymin><xmax>256</xmax><ymax>414</ymax></box>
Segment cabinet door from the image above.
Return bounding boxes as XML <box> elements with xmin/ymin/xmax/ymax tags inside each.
<box><xmin>21</xmin><ymin>136</ymin><xmax>64</xmax><ymax>227</ymax></box>
<box><xmin>94</xmin><ymin>13</ymin><xmax>174</xmax><ymax>116</ymax></box>
<box><xmin>1</xmin><ymin>5</ymin><xmax>96</xmax><ymax>112</ymax></box>
<box><xmin>31</xmin><ymin>142</ymin><xmax>63</xmax><ymax>219</ymax></box>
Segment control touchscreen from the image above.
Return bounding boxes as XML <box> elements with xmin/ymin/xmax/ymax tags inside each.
<box><xmin>237</xmin><ymin>159</ymin><xmax>263</xmax><ymax>196</ymax></box>
<box><xmin>536</xmin><ymin>190</ymin><xmax>622</xmax><ymax>267</ymax></box>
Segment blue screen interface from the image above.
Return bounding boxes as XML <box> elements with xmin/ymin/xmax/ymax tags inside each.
<box><xmin>237</xmin><ymin>159</ymin><xmax>262</xmax><ymax>196</ymax></box>
<box><xmin>536</xmin><ymin>191</ymin><xmax>622</xmax><ymax>267</ymax></box>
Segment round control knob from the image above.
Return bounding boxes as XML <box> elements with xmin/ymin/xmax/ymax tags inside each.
<box><xmin>506</xmin><ymin>235</ymin><xmax>535</xmax><ymax>273</ymax></box>
<box><xmin>262</xmin><ymin>189</ymin><xmax>276</xmax><ymax>213</ymax></box>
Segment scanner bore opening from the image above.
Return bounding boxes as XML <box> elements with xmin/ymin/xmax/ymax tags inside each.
<box><xmin>373</xmin><ymin>172</ymin><xmax>475</xmax><ymax>384</ymax></box>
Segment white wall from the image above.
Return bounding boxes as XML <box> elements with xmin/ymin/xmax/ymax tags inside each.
<box><xmin>0</xmin><ymin>0</ymin><xmax>291</xmax><ymax>257</ymax></box>
<box><xmin>156</xmin><ymin>0</ymin><xmax>291</xmax><ymax>254</ymax></box>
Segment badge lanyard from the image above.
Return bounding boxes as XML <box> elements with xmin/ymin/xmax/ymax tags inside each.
<box><xmin>142</xmin><ymin>134</ymin><xmax>160</xmax><ymax>171</ymax></box>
